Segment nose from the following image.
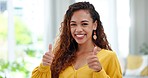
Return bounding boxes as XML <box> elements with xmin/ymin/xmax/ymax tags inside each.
<box><xmin>75</xmin><ymin>25</ymin><xmax>83</xmax><ymax>32</ymax></box>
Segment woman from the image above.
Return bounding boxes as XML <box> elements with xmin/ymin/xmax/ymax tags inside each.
<box><xmin>31</xmin><ymin>2</ymin><xmax>122</xmax><ymax>78</ymax></box>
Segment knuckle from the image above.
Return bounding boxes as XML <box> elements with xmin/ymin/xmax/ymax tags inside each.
<box><xmin>43</xmin><ymin>55</ymin><xmax>45</xmax><ymax>58</ymax></box>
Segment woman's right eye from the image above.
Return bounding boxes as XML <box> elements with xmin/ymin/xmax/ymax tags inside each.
<box><xmin>70</xmin><ymin>24</ymin><xmax>77</xmax><ymax>26</ymax></box>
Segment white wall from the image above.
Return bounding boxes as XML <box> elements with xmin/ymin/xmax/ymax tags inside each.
<box><xmin>129</xmin><ymin>0</ymin><xmax>148</xmax><ymax>54</ymax></box>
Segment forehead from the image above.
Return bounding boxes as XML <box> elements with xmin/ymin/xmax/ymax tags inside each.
<box><xmin>70</xmin><ymin>10</ymin><xmax>93</xmax><ymax>22</ymax></box>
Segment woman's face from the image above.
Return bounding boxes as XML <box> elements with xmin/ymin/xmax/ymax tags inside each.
<box><xmin>70</xmin><ymin>10</ymin><xmax>97</xmax><ymax>45</ymax></box>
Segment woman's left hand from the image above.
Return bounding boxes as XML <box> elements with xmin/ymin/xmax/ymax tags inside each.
<box><xmin>87</xmin><ymin>47</ymin><xmax>102</xmax><ymax>72</ymax></box>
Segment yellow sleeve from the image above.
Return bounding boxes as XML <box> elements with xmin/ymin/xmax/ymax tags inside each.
<box><xmin>31</xmin><ymin>63</ymin><xmax>51</xmax><ymax>78</ymax></box>
<box><xmin>93</xmin><ymin>68</ymin><xmax>110</xmax><ymax>78</ymax></box>
<box><xmin>93</xmin><ymin>52</ymin><xmax>122</xmax><ymax>78</ymax></box>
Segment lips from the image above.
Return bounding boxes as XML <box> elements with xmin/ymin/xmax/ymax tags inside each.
<box><xmin>76</xmin><ymin>34</ymin><xmax>84</xmax><ymax>37</ymax></box>
<box><xmin>75</xmin><ymin>34</ymin><xmax>86</xmax><ymax>39</ymax></box>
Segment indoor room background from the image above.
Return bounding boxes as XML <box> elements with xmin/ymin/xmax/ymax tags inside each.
<box><xmin>0</xmin><ymin>0</ymin><xmax>147</xmax><ymax>78</ymax></box>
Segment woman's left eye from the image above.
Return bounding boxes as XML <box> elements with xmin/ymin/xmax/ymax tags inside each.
<box><xmin>82</xmin><ymin>23</ymin><xmax>88</xmax><ymax>26</ymax></box>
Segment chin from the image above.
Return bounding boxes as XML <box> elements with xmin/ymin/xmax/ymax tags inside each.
<box><xmin>75</xmin><ymin>40</ymin><xmax>86</xmax><ymax>45</ymax></box>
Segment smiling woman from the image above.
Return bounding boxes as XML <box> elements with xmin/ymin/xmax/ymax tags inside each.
<box><xmin>70</xmin><ymin>10</ymin><xmax>97</xmax><ymax>45</ymax></box>
<box><xmin>31</xmin><ymin>2</ymin><xmax>122</xmax><ymax>78</ymax></box>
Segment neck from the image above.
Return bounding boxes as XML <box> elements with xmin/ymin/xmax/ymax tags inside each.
<box><xmin>77</xmin><ymin>41</ymin><xmax>95</xmax><ymax>53</ymax></box>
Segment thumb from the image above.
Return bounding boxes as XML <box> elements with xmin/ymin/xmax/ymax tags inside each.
<box><xmin>48</xmin><ymin>44</ymin><xmax>52</xmax><ymax>53</ymax></box>
<box><xmin>93</xmin><ymin>46</ymin><xmax>98</xmax><ymax>55</ymax></box>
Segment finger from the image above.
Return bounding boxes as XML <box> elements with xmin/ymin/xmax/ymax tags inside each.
<box><xmin>93</xmin><ymin>46</ymin><xmax>98</xmax><ymax>55</ymax></box>
<box><xmin>88</xmin><ymin>61</ymin><xmax>102</xmax><ymax>72</ymax></box>
<box><xmin>45</xmin><ymin>52</ymin><xmax>54</xmax><ymax>58</ymax></box>
<box><xmin>42</xmin><ymin>62</ymin><xmax>51</xmax><ymax>66</ymax></box>
<box><xmin>42</xmin><ymin>58</ymin><xmax>53</xmax><ymax>64</ymax></box>
<box><xmin>88</xmin><ymin>63</ymin><xmax>98</xmax><ymax>68</ymax></box>
<box><xmin>88</xmin><ymin>65</ymin><xmax>101</xmax><ymax>71</ymax></box>
<box><xmin>87</xmin><ymin>55</ymin><xmax>97</xmax><ymax>60</ymax></box>
<box><xmin>88</xmin><ymin>61</ymin><xmax>99</xmax><ymax>66</ymax></box>
<box><xmin>48</xmin><ymin>44</ymin><xmax>52</xmax><ymax>52</ymax></box>
<box><xmin>48</xmin><ymin>44</ymin><xmax>55</xmax><ymax>57</ymax></box>
<box><xmin>43</xmin><ymin>54</ymin><xmax>54</xmax><ymax>60</ymax></box>
<box><xmin>87</xmin><ymin>57</ymin><xmax>99</xmax><ymax>64</ymax></box>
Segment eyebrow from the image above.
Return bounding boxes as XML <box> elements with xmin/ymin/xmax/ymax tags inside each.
<box><xmin>81</xmin><ymin>20</ymin><xmax>89</xmax><ymax>22</ymax></box>
<box><xmin>70</xmin><ymin>20</ymin><xmax>89</xmax><ymax>23</ymax></box>
<box><xmin>70</xmin><ymin>21</ymin><xmax>76</xmax><ymax>23</ymax></box>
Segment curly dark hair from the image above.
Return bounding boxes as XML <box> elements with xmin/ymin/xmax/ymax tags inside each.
<box><xmin>50</xmin><ymin>2</ymin><xmax>112</xmax><ymax>78</ymax></box>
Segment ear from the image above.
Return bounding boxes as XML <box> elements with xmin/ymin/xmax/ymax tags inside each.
<box><xmin>93</xmin><ymin>21</ymin><xmax>97</xmax><ymax>30</ymax></box>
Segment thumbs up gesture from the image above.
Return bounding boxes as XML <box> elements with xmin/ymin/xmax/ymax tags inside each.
<box><xmin>87</xmin><ymin>47</ymin><xmax>102</xmax><ymax>72</ymax></box>
<box><xmin>42</xmin><ymin>44</ymin><xmax>55</xmax><ymax>66</ymax></box>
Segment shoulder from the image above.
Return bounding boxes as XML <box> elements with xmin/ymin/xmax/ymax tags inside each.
<box><xmin>97</xmin><ymin>49</ymin><xmax>118</xmax><ymax>60</ymax></box>
<box><xmin>99</xmin><ymin>49</ymin><xmax>117</xmax><ymax>56</ymax></box>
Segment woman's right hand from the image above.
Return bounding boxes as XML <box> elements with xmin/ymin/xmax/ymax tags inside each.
<box><xmin>42</xmin><ymin>44</ymin><xmax>54</xmax><ymax>66</ymax></box>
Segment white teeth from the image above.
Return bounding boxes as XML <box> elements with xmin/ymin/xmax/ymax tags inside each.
<box><xmin>76</xmin><ymin>34</ymin><xmax>84</xmax><ymax>37</ymax></box>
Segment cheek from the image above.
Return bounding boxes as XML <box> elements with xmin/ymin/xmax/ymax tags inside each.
<box><xmin>87</xmin><ymin>29</ymin><xmax>93</xmax><ymax>37</ymax></box>
<box><xmin>85</xmin><ymin>28</ymin><xmax>93</xmax><ymax>33</ymax></box>
<box><xmin>70</xmin><ymin>28</ymin><xmax>75</xmax><ymax>35</ymax></box>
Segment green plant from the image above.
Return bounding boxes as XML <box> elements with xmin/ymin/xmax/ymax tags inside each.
<box><xmin>139</xmin><ymin>43</ymin><xmax>148</xmax><ymax>55</ymax></box>
<box><xmin>14</xmin><ymin>16</ymin><xmax>32</xmax><ymax>45</ymax></box>
<box><xmin>0</xmin><ymin>59</ymin><xmax>7</xmax><ymax>70</ymax></box>
<box><xmin>24</xmin><ymin>48</ymin><xmax>36</xmax><ymax>57</ymax></box>
<box><xmin>0</xmin><ymin>58</ymin><xmax>30</xmax><ymax>78</ymax></box>
<box><xmin>0</xmin><ymin>14</ymin><xmax>32</xmax><ymax>45</ymax></box>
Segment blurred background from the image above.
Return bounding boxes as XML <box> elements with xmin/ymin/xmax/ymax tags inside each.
<box><xmin>0</xmin><ymin>0</ymin><xmax>147</xmax><ymax>78</ymax></box>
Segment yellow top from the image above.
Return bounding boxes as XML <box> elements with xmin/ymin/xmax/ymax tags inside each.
<box><xmin>31</xmin><ymin>49</ymin><xmax>122</xmax><ymax>78</ymax></box>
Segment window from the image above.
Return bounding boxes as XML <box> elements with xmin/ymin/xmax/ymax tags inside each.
<box><xmin>0</xmin><ymin>0</ymin><xmax>45</xmax><ymax>77</ymax></box>
<box><xmin>0</xmin><ymin>0</ymin><xmax>8</xmax><ymax>61</ymax></box>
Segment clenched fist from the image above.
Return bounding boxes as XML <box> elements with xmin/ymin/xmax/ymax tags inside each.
<box><xmin>87</xmin><ymin>47</ymin><xmax>102</xmax><ymax>72</ymax></box>
<box><xmin>42</xmin><ymin>44</ymin><xmax>54</xmax><ymax>66</ymax></box>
